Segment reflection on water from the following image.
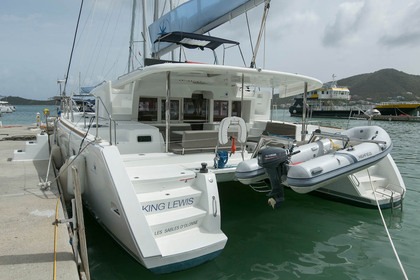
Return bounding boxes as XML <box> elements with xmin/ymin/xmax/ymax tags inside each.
<box><xmin>248</xmin><ymin>242</ymin><xmax>353</xmax><ymax>279</ymax></box>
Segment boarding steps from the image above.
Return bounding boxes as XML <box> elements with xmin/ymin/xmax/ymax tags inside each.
<box><xmin>353</xmin><ymin>175</ymin><xmax>402</xmax><ymax>206</ymax></box>
<box><xmin>13</xmin><ymin>132</ymin><xmax>49</xmax><ymax>161</ymax></box>
<box><xmin>125</xmin><ymin>163</ymin><xmax>227</xmax><ymax>257</ymax></box>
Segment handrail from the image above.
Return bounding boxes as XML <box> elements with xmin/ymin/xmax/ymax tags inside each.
<box><xmin>94</xmin><ymin>95</ymin><xmax>118</xmax><ymax>145</ymax></box>
<box><xmin>251</xmin><ymin>134</ymin><xmax>295</xmax><ymax>158</ymax></box>
<box><xmin>350</xmin><ymin>174</ymin><xmax>360</xmax><ymax>186</ymax></box>
<box><xmin>61</xmin><ymin>94</ymin><xmax>118</xmax><ymax>146</ymax></box>
<box><xmin>308</xmin><ymin>131</ymin><xmax>350</xmax><ymax>144</ymax></box>
<box><xmin>212</xmin><ymin>196</ymin><xmax>217</xmax><ymax>217</ymax></box>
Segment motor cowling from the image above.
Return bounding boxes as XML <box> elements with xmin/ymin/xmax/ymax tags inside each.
<box><xmin>257</xmin><ymin>147</ymin><xmax>289</xmax><ymax>208</ymax></box>
<box><xmin>257</xmin><ymin>147</ymin><xmax>288</xmax><ymax>168</ymax></box>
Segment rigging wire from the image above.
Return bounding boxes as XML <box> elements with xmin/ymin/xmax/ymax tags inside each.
<box><xmin>77</xmin><ymin>1</ymin><xmax>97</xmax><ymax>88</ymax></box>
<box><xmin>63</xmin><ymin>0</ymin><xmax>85</xmax><ymax>96</ymax></box>
<box><xmin>80</xmin><ymin>0</ymin><xmax>126</xmax><ymax>86</ymax></box>
<box><xmin>101</xmin><ymin>2</ymin><xmax>125</xmax><ymax>77</ymax></box>
<box><xmin>250</xmin><ymin>0</ymin><xmax>270</xmax><ymax>68</ymax></box>
<box><xmin>84</xmin><ymin>1</ymin><xmax>115</xmax><ymax>81</ymax></box>
<box><xmin>48</xmin><ymin>139</ymin><xmax>95</xmax><ymax>190</ymax></box>
<box><xmin>160</xmin><ymin>0</ymin><xmax>168</xmax><ymax>17</ymax></box>
<box><xmin>78</xmin><ymin>117</ymin><xmax>95</xmax><ymax>154</ymax></box>
<box><xmin>263</xmin><ymin>5</ymin><xmax>267</xmax><ymax>69</ymax></box>
<box><xmin>368</xmin><ymin>169</ymin><xmax>409</xmax><ymax>280</ymax></box>
<box><xmin>68</xmin><ymin>0</ymin><xmax>101</xmax><ymax>90</ymax></box>
<box><xmin>245</xmin><ymin>11</ymin><xmax>254</xmax><ymax>66</ymax></box>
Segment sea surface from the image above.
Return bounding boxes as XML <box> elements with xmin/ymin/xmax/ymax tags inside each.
<box><xmin>3</xmin><ymin>105</ymin><xmax>420</xmax><ymax>279</ymax></box>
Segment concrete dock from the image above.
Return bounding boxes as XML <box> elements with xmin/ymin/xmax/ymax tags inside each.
<box><xmin>0</xmin><ymin>126</ymin><xmax>79</xmax><ymax>280</ymax></box>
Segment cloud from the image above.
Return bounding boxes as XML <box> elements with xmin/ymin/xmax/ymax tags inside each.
<box><xmin>267</xmin><ymin>9</ymin><xmax>319</xmax><ymax>38</ymax></box>
<box><xmin>0</xmin><ymin>13</ymin><xmax>41</xmax><ymax>23</ymax></box>
<box><xmin>322</xmin><ymin>1</ymin><xmax>366</xmax><ymax>47</ymax></box>
<box><xmin>378</xmin><ymin>1</ymin><xmax>420</xmax><ymax>47</ymax></box>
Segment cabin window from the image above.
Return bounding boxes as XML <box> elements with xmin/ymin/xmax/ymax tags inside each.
<box><xmin>213</xmin><ymin>100</ymin><xmax>228</xmax><ymax>121</ymax></box>
<box><xmin>138</xmin><ymin>97</ymin><xmax>157</xmax><ymax>121</ymax></box>
<box><xmin>161</xmin><ymin>99</ymin><xmax>180</xmax><ymax>121</ymax></box>
<box><xmin>232</xmin><ymin>101</ymin><xmax>242</xmax><ymax>117</ymax></box>
<box><xmin>183</xmin><ymin>94</ymin><xmax>208</xmax><ymax>122</ymax></box>
<box><xmin>137</xmin><ymin>135</ymin><xmax>152</xmax><ymax>142</ymax></box>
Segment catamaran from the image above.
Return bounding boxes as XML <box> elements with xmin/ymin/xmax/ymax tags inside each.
<box><xmin>40</xmin><ymin>0</ymin><xmax>405</xmax><ymax>273</ymax></box>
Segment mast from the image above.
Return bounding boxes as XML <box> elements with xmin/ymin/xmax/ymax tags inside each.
<box><xmin>153</xmin><ymin>0</ymin><xmax>159</xmax><ymax>22</ymax></box>
<box><xmin>170</xmin><ymin>0</ymin><xmax>174</xmax><ymax>61</ymax></box>
<box><xmin>128</xmin><ymin>0</ymin><xmax>137</xmax><ymax>72</ymax></box>
<box><xmin>142</xmin><ymin>0</ymin><xmax>147</xmax><ymax>65</ymax></box>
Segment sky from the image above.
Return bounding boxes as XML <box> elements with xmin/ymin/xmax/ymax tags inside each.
<box><xmin>1</xmin><ymin>0</ymin><xmax>420</xmax><ymax>100</ymax></box>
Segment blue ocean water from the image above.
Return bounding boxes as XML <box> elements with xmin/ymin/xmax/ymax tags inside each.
<box><xmin>4</xmin><ymin>106</ymin><xmax>420</xmax><ymax>279</ymax></box>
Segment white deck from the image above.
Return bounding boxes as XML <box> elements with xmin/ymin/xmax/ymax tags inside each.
<box><xmin>122</xmin><ymin>150</ymin><xmax>250</xmax><ymax>181</ymax></box>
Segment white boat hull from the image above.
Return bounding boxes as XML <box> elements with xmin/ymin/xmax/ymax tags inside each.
<box><xmin>315</xmin><ymin>154</ymin><xmax>405</xmax><ymax>208</ymax></box>
<box><xmin>55</xmin><ymin>118</ymin><xmax>228</xmax><ymax>273</ymax></box>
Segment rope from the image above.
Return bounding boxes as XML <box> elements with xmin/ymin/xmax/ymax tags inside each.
<box><xmin>53</xmin><ymin>199</ymin><xmax>60</xmax><ymax>280</ymax></box>
<box><xmin>245</xmin><ymin>12</ymin><xmax>254</xmax><ymax>59</ymax></box>
<box><xmin>368</xmin><ymin>169</ymin><xmax>409</xmax><ymax>280</ymax></box>
<box><xmin>63</xmin><ymin>0</ymin><xmax>84</xmax><ymax>96</ymax></box>
<box><xmin>47</xmin><ymin>140</ymin><xmax>94</xmax><ymax>189</ymax></box>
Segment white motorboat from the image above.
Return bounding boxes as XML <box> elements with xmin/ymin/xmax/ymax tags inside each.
<box><xmin>0</xmin><ymin>100</ymin><xmax>16</xmax><ymax>113</ymax></box>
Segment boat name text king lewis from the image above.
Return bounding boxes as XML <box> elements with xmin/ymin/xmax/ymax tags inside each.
<box><xmin>141</xmin><ymin>197</ymin><xmax>195</xmax><ymax>213</ymax></box>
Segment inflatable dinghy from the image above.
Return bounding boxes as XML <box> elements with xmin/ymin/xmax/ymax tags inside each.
<box><xmin>236</xmin><ymin>126</ymin><xmax>392</xmax><ymax>197</ymax></box>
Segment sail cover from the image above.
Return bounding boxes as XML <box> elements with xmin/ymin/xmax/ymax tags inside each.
<box><xmin>148</xmin><ymin>0</ymin><xmax>265</xmax><ymax>56</ymax></box>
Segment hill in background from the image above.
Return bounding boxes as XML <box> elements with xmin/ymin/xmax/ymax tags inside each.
<box><xmin>0</xmin><ymin>96</ymin><xmax>55</xmax><ymax>105</ymax></box>
<box><xmin>273</xmin><ymin>68</ymin><xmax>420</xmax><ymax>106</ymax></box>
<box><xmin>3</xmin><ymin>68</ymin><xmax>420</xmax><ymax>105</ymax></box>
<box><xmin>338</xmin><ymin>68</ymin><xmax>420</xmax><ymax>102</ymax></box>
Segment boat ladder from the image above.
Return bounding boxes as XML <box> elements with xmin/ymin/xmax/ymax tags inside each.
<box><xmin>379</xmin><ymin>183</ymin><xmax>405</xmax><ymax>212</ymax></box>
<box><xmin>248</xmin><ymin>180</ymin><xmax>272</xmax><ymax>193</ymax></box>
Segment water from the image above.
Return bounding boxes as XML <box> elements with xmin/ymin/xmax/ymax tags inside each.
<box><xmin>0</xmin><ymin>105</ymin><xmax>58</xmax><ymax>126</ymax></box>
<box><xmin>4</xmin><ymin>106</ymin><xmax>420</xmax><ymax>279</ymax></box>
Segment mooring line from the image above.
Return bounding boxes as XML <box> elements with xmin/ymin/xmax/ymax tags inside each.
<box><xmin>368</xmin><ymin>169</ymin><xmax>408</xmax><ymax>280</ymax></box>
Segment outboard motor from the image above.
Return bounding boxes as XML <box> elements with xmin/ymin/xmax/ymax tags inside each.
<box><xmin>257</xmin><ymin>147</ymin><xmax>289</xmax><ymax>208</ymax></box>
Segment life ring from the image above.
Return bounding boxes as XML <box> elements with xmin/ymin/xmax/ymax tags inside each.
<box><xmin>218</xmin><ymin>117</ymin><xmax>247</xmax><ymax>145</ymax></box>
